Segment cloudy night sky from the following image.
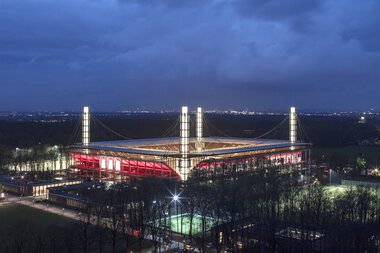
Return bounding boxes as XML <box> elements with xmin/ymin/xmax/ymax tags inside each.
<box><xmin>1</xmin><ymin>0</ymin><xmax>379</xmax><ymax>112</ymax></box>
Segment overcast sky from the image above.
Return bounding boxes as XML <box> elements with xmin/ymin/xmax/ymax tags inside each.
<box><xmin>1</xmin><ymin>0</ymin><xmax>379</xmax><ymax>111</ymax></box>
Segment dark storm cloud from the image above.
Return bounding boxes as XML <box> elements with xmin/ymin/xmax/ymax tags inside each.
<box><xmin>117</xmin><ymin>0</ymin><xmax>205</xmax><ymax>8</ymax></box>
<box><xmin>335</xmin><ymin>0</ymin><xmax>380</xmax><ymax>52</ymax></box>
<box><xmin>0</xmin><ymin>0</ymin><xmax>379</xmax><ymax>111</ymax></box>
<box><xmin>234</xmin><ymin>0</ymin><xmax>327</xmax><ymax>34</ymax></box>
<box><xmin>234</xmin><ymin>0</ymin><xmax>323</xmax><ymax>20</ymax></box>
<box><xmin>342</xmin><ymin>19</ymin><xmax>380</xmax><ymax>52</ymax></box>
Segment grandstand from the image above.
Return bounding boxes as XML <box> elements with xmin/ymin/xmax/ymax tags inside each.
<box><xmin>69</xmin><ymin>106</ymin><xmax>311</xmax><ymax>181</ymax></box>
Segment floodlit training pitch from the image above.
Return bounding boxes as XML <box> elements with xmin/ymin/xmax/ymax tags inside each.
<box><xmin>159</xmin><ymin>214</ymin><xmax>215</xmax><ymax>235</ymax></box>
<box><xmin>324</xmin><ymin>185</ymin><xmax>348</xmax><ymax>196</ymax></box>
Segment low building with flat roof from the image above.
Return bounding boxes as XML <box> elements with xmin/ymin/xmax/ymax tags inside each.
<box><xmin>0</xmin><ymin>176</ymin><xmax>82</xmax><ymax>197</ymax></box>
<box><xmin>48</xmin><ymin>182</ymin><xmax>103</xmax><ymax>209</ymax></box>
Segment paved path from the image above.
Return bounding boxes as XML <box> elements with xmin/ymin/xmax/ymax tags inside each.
<box><xmin>4</xmin><ymin>194</ymin><xmax>81</xmax><ymax>220</ymax></box>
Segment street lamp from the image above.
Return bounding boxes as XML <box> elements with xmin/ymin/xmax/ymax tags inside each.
<box><xmin>329</xmin><ymin>169</ymin><xmax>332</xmax><ymax>185</ymax></box>
<box><xmin>170</xmin><ymin>192</ymin><xmax>181</xmax><ymax>248</ymax></box>
<box><xmin>172</xmin><ymin>194</ymin><xmax>179</xmax><ymax>235</ymax></box>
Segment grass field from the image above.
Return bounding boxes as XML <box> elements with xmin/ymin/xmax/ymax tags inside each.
<box><xmin>304</xmin><ymin>185</ymin><xmax>380</xmax><ymax>200</ymax></box>
<box><xmin>160</xmin><ymin>214</ymin><xmax>215</xmax><ymax>235</ymax></box>
<box><xmin>323</xmin><ymin>185</ymin><xmax>349</xmax><ymax>196</ymax></box>
<box><xmin>0</xmin><ymin>203</ymin><xmax>75</xmax><ymax>228</ymax></box>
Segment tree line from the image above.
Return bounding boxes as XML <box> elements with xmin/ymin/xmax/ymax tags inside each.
<box><xmin>5</xmin><ymin>169</ymin><xmax>380</xmax><ymax>253</ymax></box>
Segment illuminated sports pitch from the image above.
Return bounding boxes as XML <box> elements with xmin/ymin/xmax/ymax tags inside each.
<box><xmin>158</xmin><ymin>214</ymin><xmax>215</xmax><ymax>235</ymax></box>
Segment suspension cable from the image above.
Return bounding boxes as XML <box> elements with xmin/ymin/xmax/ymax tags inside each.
<box><xmin>67</xmin><ymin>116</ymin><xmax>81</xmax><ymax>145</ymax></box>
<box><xmin>203</xmin><ymin>115</ymin><xmax>230</xmax><ymax>137</ymax></box>
<box><xmin>92</xmin><ymin>116</ymin><xmax>132</xmax><ymax>140</ymax></box>
<box><xmin>252</xmin><ymin>116</ymin><xmax>289</xmax><ymax>139</ymax></box>
<box><xmin>160</xmin><ymin>116</ymin><xmax>180</xmax><ymax>138</ymax></box>
<box><xmin>297</xmin><ymin>115</ymin><xmax>311</xmax><ymax>143</ymax></box>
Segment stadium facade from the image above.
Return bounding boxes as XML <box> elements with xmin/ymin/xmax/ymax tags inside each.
<box><xmin>70</xmin><ymin>107</ymin><xmax>311</xmax><ymax>181</ymax></box>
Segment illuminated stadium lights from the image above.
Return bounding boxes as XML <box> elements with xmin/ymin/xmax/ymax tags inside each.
<box><xmin>82</xmin><ymin>106</ymin><xmax>90</xmax><ymax>146</ymax></box>
<box><xmin>82</xmin><ymin>106</ymin><xmax>90</xmax><ymax>155</ymax></box>
<box><xmin>180</xmin><ymin>106</ymin><xmax>190</xmax><ymax>181</ymax></box>
<box><xmin>196</xmin><ymin>107</ymin><xmax>203</xmax><ymax>141</ymax></box>
<box><xmin>196</xmin><ymin>107</ymin><xmax>204</xmax><ymax>152</ymax></box>
<box><xmin>71</xmin><ymin>105</ymin><xmax>311</xmax><ymax>182</ymax></box>
<box><xmin>290</xmin><ymin>107</ymin><xmax>297</xmax><ymax>144</ymax></box>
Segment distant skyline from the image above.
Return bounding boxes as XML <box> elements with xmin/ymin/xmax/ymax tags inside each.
<box><xmin>1</xmin><ymin>0</ymin><xmax>380</xmax><ymax>111</ymax></box>
<box><xmin>0</xmin><ymin>108</ymin><xmax>378</xmax><ymax>114</ymax></box>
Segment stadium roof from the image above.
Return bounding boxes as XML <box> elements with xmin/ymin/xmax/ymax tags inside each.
<box><xmin>71</xmin><ymin>137</ymin><xmax>311</xmax><ymax>157</ymax></box>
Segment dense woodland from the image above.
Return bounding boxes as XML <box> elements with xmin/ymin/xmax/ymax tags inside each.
<box><xmin>1</xmin><ymin>171</ymin><xmax>379</xmax><ymax>253</ymax></box>
<box><xmin>0</xmin><ymin>114</ymin><xmax>380</xmax><ymax>252</ymax></box>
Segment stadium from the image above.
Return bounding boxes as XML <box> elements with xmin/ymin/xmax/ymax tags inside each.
<box><xmin>69</xmin><ymin>106</ymin><xmax>311</xmax><ymax>181</ymax></box>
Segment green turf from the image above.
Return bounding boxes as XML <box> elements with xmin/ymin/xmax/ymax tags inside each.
<box><xmin>324</xmin><ymin>185</ymin><xmax>349</xmax><ymax>196</ymax></box>
<box><xmin>160</xmin><ymin>214</ymin><xmax>215</xmax><ymax>235</ymax></box>
<box><xmin>0</xmin><ymin>203</ymin><xmax>75</xmax><ymax>228</ymax></box>
<box><xmin>303</xmin><ymin>185</ymin><xmax>379</xmax><ymax>200</ymax></box>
